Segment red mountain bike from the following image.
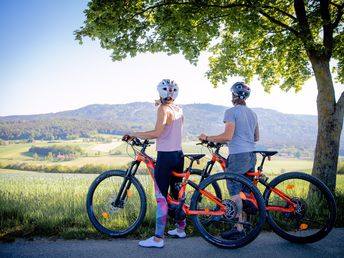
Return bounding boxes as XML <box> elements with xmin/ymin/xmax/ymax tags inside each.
<box><xmin>193</xmin><ymin>141</ymin><xmax>337</xmax><ymax>244</ymax></box>
<box><xmin>86</xmin><ymin>137</ymin><xmax>266</xmax><ymax>248</ymax></box>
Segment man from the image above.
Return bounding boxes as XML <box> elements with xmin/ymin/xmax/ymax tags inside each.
<box><xmin>198</xmin><ymin>81</ymin><xmax>259</xmax><ymax>239</ymax></box>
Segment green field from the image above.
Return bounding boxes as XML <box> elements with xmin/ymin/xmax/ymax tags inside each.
<box><xmin>0</xmin><ymin>169</ymin><xmax>343</xmax><ymax>240</ymax></box>
<box><xmin>0</xmin><ymin>139</ymin><xmax>343</xmax><ymax>240</ymax></box>
<box><xmin>0</xmin><ymin>139</ymin><xmax>315</xmax><ymax>174</ymax></box>
<box><xmin>0</xmin><ymin>169</ymin><xmax>173</xmax><ymax>240</ymax></box>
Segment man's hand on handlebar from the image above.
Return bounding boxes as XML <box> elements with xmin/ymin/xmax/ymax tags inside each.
<box><xmin>198</xmin><ymin>133</ymin><xmax>208</xmax><ymax>142</ymax></box>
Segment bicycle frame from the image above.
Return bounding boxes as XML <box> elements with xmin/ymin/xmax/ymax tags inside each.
<box><xmin>88</xmin><ymin>139</ymin><xmax>335</xmax><ymax>245</ymax></box>
<box><xmin>203</xmin><ymin>142</ymin><xmax>297</xmax><ymax>214</ymax></box>
<box><xmin>119</xmin><ymin>140</ymin><xmax>227</xmax><ymax>217</ymax></box>
<box><xmin>206</xmin><ymin>144</ymin><xmax>227</xmax><ymax>172</ymax></box>
<box><xmin>246</xmin><ymin>169</ymin><xmax>296</xmax><ymax>213</ymax></box>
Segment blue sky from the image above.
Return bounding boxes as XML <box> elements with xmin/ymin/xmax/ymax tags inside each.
<box><xmin>0</xmin><ymin>0</ymin><xmax>342</xmax><ymax>116</ymax></box>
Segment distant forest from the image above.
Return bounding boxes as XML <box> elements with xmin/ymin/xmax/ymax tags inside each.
<box><xmin>0</xmin><ymin>118</ymin><xmax>127</xmax><ymax>141</ymax></box>
<box><xmin>1</xmin><ymin>102</ymin><xmax>343</xmax><ymax>152</ymax></box>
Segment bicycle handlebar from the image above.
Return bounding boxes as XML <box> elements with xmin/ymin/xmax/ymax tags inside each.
<box><xmin>122</xmin><ymin>135</ymin><xmax>154</xmax><ymax>147</ymax></box>
<box><xmin>197</xmin><ymin>140</ymin><xmax>225</xmax><ymax>149</ymax></box>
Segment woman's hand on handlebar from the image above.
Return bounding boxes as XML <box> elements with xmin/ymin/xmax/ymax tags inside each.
<box><xmin>122</xmin><ymin>134</ymin><xmax>133</xmax><ymax>142</ymax></box>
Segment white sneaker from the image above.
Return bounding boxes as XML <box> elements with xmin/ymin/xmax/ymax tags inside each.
<box><xmin>138</xmin><ymin>236</ymin><xmax>164</xmax><ymax>248</ymax></box>
<box><xmin>167</xmin><ymin>228</ymin><xmax>186</xmax><ymax>238</ymax></box>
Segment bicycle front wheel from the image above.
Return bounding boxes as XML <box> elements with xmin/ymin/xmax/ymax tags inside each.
<box><xmin>86</xmin><ymin>170</ymin><xmax>147</xmax><ymax>237</ymax></box>
<box><xmin>190</xmin><ymin>173</ymin><xmax>266</xmax><ymax>248</ymax></box>
<box><xmin>263</xmin><ymin>172</ymin><xmax>337</xmax><ymax>243</ymax></box>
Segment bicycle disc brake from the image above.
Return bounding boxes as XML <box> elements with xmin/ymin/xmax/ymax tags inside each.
<box><xmin>222</xmin><ymin>200</ymin><xmax>238</xmax><ymax>220</ymax></box>
<box><xmin>108</xmin><ymin>195</ymin><xmax>123</xmax><ymax>213</ymax></box>
<box><xmin>283</xmin><ymin>198</ymin><xmax>306</xmax><ymax>219</ymax></box>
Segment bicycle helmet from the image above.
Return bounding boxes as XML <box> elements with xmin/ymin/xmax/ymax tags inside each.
<box><xmin>157</xmin><ymin>79</ymin><xmax>179</xmax><ymax>100</ymax></box>
<box><xmin>231</xmin><ymin>82</ymin><xmax>251</xmax><ymax>100</ymax></box>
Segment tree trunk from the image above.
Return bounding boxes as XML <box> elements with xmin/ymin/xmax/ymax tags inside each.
<box><xmin>311</xmin><ymin>56</ymin><xmax>343</xmax><ymax>193</ymax></box>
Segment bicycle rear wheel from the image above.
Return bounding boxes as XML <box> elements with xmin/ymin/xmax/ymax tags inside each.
<box><xmin>190</xmin><ymin>173</ymin><xmax>266</xmax><ymax>248</ymax></box>
<box><xmin>263</xmin><ymin>172</ymin><xmax>336</xmax><ymax>243</ymax></box>
<box><xmin>86</xmin><ymin>170</ymin><xmax>147</xmax><ymax>237</ymax></box>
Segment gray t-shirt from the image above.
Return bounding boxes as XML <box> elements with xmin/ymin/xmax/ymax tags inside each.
<box><xmin>223</xmin><ymin>105</ymin><xmax>258</xmax><ymax>154</ymax></box>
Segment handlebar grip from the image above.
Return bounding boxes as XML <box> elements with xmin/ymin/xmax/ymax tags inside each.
<box><xmin>132</xmin><ymin>137</ymin><xmax>142</xmax><ymax>146</ymax></box>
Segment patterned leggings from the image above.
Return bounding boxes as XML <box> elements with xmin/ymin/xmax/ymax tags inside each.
<box><xmin>154</xmin><ymin>151</ymin><xmax>186</xmax><ymax>238</ymax></box>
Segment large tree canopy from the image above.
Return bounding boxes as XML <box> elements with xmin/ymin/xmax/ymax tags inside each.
<box><xmin>75</xmin><ymin>0</ymin><xmax>343</xmax><ymax>90</ymax></box>
<box><xmin>75</xmin><ymin>0</ymin><xmax>344</xmax><ymax>192</ymax></box>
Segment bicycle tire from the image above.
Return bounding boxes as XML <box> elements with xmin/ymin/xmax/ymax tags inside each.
<box><xmin>263</xmin><ymin>172</ymin><xmax>337</xmax><ymax>243</ymax></box>
<box><xmin>190</xmin><ymin>173</ymin><xmax>266</xmax><ymax>248</ymax></box>
<box><xmin>86</xmin><ymin>170</ymin><xmax>147</xmax><ymax>237</ymax></box>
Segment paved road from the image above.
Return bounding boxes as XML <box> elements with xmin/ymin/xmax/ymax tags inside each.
<box><xmin>1</xmin><ymin>229</ymin><xmax>343</xmax><ymax>258</ymax></box>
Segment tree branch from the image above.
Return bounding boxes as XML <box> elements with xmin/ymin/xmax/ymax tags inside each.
<box><xmin>260</xmin><ymin>4</ymin><xmax>297</xmax><ymax>21</ymax></box>
<box><xmin>293</xmin><ymin>0</ymin><xmax>316</xmax><ymax>53</ymax></box>
<box><xmin>192</xmin><ymin>13</ymin><xmax>232</xmax><ymax>28</ymax></box>
<box><xmin>329</xmin><ymin>1</ymin><xmax>343</xmax><ymax>9</ymax></box>
<box><xmin>257</xmin><ymin>9</ymin><xmax>299</xmax><ymax>36</ymax></box>
<box><xmin>244</xmin><ymin>0</ymin><xmax>299</xmax><ymax>36</ymax></box>
<box><xmin>130</xmin><ymin>1</ymin><xmax>250</xmax><ymax>19</ymax></box>
<box><xmin>320</xmin><ymin>0</ymin><xmax>333</xmax><ymax>58</ymax></box>
<box><xmin>335</xmin><ymin>90</ymin><xmax>344</xmax><ymax>121</ymax></box>
<box><xmin>129</xmin><ymin>1</ymin><xmax>300</xmax><ymax>38</ymax></box>
<box><xmin>332</xmin><ymin>3</ymin><xmax>344</xmax><ymax>29</ymax></box>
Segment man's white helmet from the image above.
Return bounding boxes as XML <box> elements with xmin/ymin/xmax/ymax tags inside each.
<box><xmin>157</xmin><ymin>79</ymin><xmax>179</xmax><ymax>100</ymax></box>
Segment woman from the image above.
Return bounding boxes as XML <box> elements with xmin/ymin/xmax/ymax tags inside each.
<box><xmin>124</xmin><ymin>79</ymin><xmax>186</xmax><ymax>248</ymax></box>
<box><xmin>198</xmin><ymin>81</ymin><xmax>259</xmax><ymax>240</ymax></box>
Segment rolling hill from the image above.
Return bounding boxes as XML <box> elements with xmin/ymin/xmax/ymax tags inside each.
<box><xmin>0</xmin><ymin>102</ymin><xmax>343</xmax><ymax>151</ymax></box>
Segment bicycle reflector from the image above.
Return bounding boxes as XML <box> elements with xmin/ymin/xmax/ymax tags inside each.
<box><xmin>299</xmin><ymin>223</ymin><xmax>308</xmax><ymax>230</ymax></box>
<box><xmin>285</xmin><ymin>184</ymin><xmax>294</xmax><ymax>190</ymax></box>
<box><xmin>127</xmin><ymin>189</ymin><xmax>132</xmax><ymax>198</ymax></box>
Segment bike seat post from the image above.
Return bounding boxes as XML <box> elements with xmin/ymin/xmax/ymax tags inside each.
<box><xmin>188</xmin><ymin>159</ymin><xmax>195</xmax><ymax>170</ymax></box>
<box><xmin>258</xmin><ymin>154</ymin><xmax>267</xmax><ymax>171</ymax></box>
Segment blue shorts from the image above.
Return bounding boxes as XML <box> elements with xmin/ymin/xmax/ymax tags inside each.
<box><xmin>225</xmin><ymin>152</ymin><xmax>256</xmax><ymax>195</ymax></box>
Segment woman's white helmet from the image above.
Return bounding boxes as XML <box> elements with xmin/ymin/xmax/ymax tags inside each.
<box><xmin>157</xmin><ymin>79</ymin><xmax>179</xmax><ymax>100</ymax></box>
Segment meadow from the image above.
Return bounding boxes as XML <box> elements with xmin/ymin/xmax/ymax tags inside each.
<box><xmin>0</xmin><ymin>139</ymin><xmax>343</xmax><ymax>240</ymax></box>
<box><xmin>0</xmin><ymin>139</ymin><xmax>315</xmax><ymax>175</ymax></box>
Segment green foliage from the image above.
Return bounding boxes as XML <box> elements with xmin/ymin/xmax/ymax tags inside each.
<box><xmin>29</xmin><ymin>145</ymin><xmax>83</xmax><ymax>157</ymax></box>
<box><xmin>75</xmin><ymin>0</ymin><xmax>344</xmax><ymax>89</ymax></box>
<box><xmin>0</xmin><ymin>118</ymin><xmax>125</xmax><ymax>141</ymax></box>
<box><xmin>1</xmin><ymin>171</ymin><xmax>343</xmax><ymax>240</ymax></box>
<box><xmin>0</xmin><ymin>103</ymin><xmax>154</xmax><ymax>141</ymax></box>
<box><xmin>1</xmin><ymin>162</ymin><xmax>126</xmax><ymax>174</ymax></box>
<box><xmin>338</xmin><ymin>162</ymin><xmax>344</xmax><ymax>174</ymax></box>
<box><xmin>334</xmin><ymin>190</ymin><xmax>344</xmax><ymax>227</ymax></box>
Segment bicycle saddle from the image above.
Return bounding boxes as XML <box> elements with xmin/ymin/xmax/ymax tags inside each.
<box><xmin>183</xmin><ymin>154</ymin><xmax>206</xmax><ymax>161</ymax></box>
<box><xmin>253</xmin><ymin>150</ymin><xmax>278</xmax><ymax>157</ymax></box>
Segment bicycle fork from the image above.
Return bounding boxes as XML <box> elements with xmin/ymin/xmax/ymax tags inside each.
<box><xmin>113</xmin><ymin>163</ymin><xmax>139</xmax><ymax>208</ymax></box>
